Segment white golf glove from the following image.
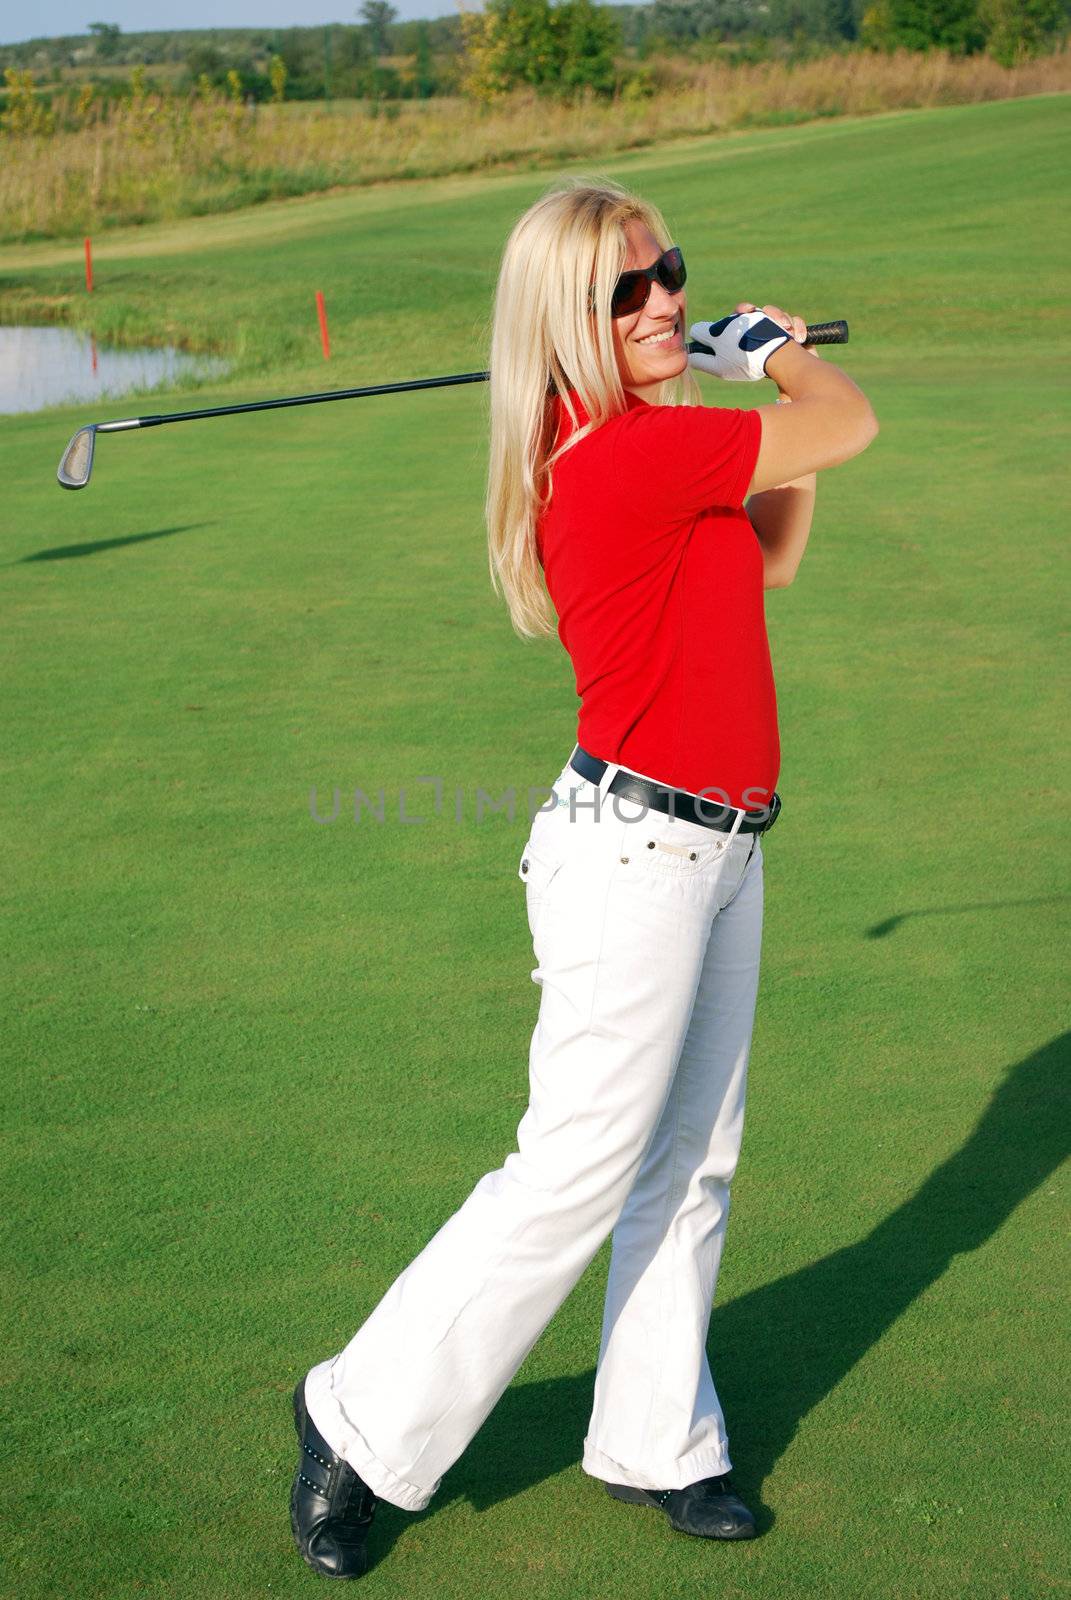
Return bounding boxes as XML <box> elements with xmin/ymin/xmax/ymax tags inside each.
<box><xmin>688</xmin><ymin>310</ymin><xmax>793</xmax><ymax>382</ymax></box>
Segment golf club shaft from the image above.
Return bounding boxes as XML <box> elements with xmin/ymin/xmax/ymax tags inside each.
<box><xmin>96</xmin><ymin>369</ymin><xmax>491</xmax><ymax>435</ymax></box>
<box><xmin>93</xmin><ymin>320</ymin><xmax>849</xmax><ymax>436</ymax></box>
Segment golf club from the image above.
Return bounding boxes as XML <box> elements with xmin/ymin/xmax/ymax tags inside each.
<box><xmin>56</xmin><ymin>319</ymin><xmax>849</xmax><ymax>490</ymax></box>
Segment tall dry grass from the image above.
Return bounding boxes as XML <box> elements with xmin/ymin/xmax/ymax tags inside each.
<box><xmin>1</xmin><ymin>46</ymin><xmax>1067</xmax><ymax>243</ymax></box>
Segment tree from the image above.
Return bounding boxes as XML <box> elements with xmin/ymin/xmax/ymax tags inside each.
<box><xmin>460</xmin><ymin>0</ymin><xmax>621</xmax><ymax>98</ymax></box>
<box><xmin>88</xmin><ymin>21</ymin><xmax>122</xmax><ymax>60</ymax></box>
<box><xmin>277</xmin><ymin>28</ymin><xmax>326</xmax><ymax>97</ymax></box>
<box><xmin>763</xmin><ymin>0</ymin><xmax>848</xmax><ymax>42</ymax></box>
<box><xmin>860</xmin><ymin>0</ymin><xmax>986</xmax><ymax>52</ymax></box>
<box><xmin>359</xmin><ymin>0</ymin><xmax>398</xmax><ymax>56</ymax></box>
<box><xmin>185</xmin><ymin>42</ymin><xmax>227</xmax><ymax>86</ymax></box>
<box><xmin>558</xmin><ymin>0</ymin><xmax>620</xmax><ymax>92</ymax></box>
<box><xmin>977</xmin><ymin>0</ymin><xmax>1069</xmax><ymax>63</ymax></box>
<box><xmin>824</xmin><ymin>0</ymin><xmax>862</xmax><ymax>38</ymax></box>
<box><xmin>412</xmin><ymin>21</ymin><xmax>437</xmax><ymax>96</ymax></box>
<box><xmin>647</xmin><ymin>0</ymin><xmax>765</xmax><ymax>44</ymax></box>
<box><xmin>269</xmin><ymin>53</ymin><xmax>287</xmax><ymax>102</ymax></box>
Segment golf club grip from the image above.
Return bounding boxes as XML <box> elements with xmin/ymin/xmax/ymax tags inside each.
<box><xmin>801</xmin><ymin>320</ymin><xmax>848</xmax><ymax>345</ymax></box>
<box><xmin>686</xmin><ymin>318</ymin><xmax>848</xmax><ymax>355</ymax></box>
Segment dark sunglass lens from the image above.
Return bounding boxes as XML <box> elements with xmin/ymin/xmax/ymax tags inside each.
<box><xmin>657</xmin><ymin>248</ymin><xmax>686</xmax><ymax>293</ymax></box>
<box><xmin>611</xmin><ymin>270</ymin><xmax>648</xmax><ymax>317</ymax></box>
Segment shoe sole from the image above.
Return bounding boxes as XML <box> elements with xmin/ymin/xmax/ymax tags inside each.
<box><xmin>604</xmin><ymin>1480</ymin><xmax>757</xmax><ymax>1539</ymax></box>
<box><xmin>290</xmin><ymin>1378</ymin><xmax>368</xmax><ymax>1580</ymax></box>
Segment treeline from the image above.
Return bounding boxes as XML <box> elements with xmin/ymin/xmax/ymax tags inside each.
<box><xmin>2</xmin><ymin>0</ymin><xmax>1067</xmax><ymax>107</ymax></box>
<box><xmin>0</xmin><ymin>8</ymin><xmax>464</xmax><ymax>103</ymax></box>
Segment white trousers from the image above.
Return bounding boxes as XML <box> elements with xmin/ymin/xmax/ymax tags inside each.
<box><xmin>305</xmin><ymin>752</ymin><xmax>765</xmax><ymax>1512</ymax></box>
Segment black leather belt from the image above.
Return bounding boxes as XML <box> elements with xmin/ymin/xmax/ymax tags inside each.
<box><xmin>568</xmin><ymin>744</ymin><xmax>782</xmax><ymax>835</ymax></box>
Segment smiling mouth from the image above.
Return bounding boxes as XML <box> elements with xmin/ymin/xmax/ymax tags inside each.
<box><xmin>635</xmin><ymin>317</ymin><xmax>681</xmax><ymax>348</ymax></box>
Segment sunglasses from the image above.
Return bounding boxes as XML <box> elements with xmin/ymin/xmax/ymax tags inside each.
<box><xmin>609</xmin><ymin>245</ymin><xmax>687</xmax><ymax>318</ymax></box>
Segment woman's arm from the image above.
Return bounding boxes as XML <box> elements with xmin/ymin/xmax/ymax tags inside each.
<box><xmin>735</xmin><ymin>302</ymin><xmax>877</xmax><ymax>496</ymax></box>
<box><xmin>741</xmin><ymin>314</ymin><xmax>825</xmax><ymax>588</ymax></box>
<box><xmin>749</xmin><ymin>475</ymin><xmax>816</xmax><ymax>590</ymax></box>
<box><xmin>748</xmin><ymin>397</ymin><xmax>815</xmax><ymax>590</ymax></box>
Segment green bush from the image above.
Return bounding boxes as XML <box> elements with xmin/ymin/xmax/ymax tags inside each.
<box><xmin>461</xmin><ymin>0</ymin><xmax>622</xmax><ymax>99</ymax></box>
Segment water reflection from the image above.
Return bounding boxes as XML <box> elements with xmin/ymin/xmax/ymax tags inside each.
<box><xmin>0</xmin><ymin>326</ymin><xmax>228</xmax><ymax>415</ymax></box>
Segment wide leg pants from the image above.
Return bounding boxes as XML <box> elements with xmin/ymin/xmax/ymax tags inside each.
<box><xmin>304</xmin><ymin>752</ymin><xmax>765</xmax><ymax>1512</ymax></box>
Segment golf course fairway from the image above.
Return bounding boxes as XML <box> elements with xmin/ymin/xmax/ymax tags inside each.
<box><xmin>1</xmin><ymin>92</ymin><xmax>1068</xmax><ymax>1599</ymax></box>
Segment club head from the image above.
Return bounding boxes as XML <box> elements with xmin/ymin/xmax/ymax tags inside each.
<box><xmin>57</xmin><ymin>425</ymin><xmax>96</xmax><ymax>490</ymax></box>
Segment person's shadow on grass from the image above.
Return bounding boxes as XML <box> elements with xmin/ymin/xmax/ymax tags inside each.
<box><xmin>429</xmin><ymin>1032</ymin><xmax>1069</xmax><ymax>1538</ymax></box>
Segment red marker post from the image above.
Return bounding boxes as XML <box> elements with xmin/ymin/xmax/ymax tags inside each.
<box><xmin>84</xmin><ymin>236</ymin><xmax>94</xmax><ymax>293</ymax></box>
<box><xmin>315</xmin><ymin>290</ymin><xmax>330</xmax><ymax>360</ymax></box>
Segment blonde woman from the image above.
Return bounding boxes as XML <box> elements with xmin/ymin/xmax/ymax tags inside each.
<box><xmin>290</xmin><ymin>178</ymin><xmax>878</xmax><ymax>1578</ymax></box>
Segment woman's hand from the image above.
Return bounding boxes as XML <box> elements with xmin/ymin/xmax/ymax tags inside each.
<box><xmin>734</xmin><ymin>302</ymin><xmax>819</xmax><ymax>401</ymax></box>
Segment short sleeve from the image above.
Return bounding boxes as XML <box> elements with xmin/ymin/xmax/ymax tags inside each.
<box><xmin>609</xmin><ymin>402</ymin><xmax>762</xmax><ymax>521</ymax></box>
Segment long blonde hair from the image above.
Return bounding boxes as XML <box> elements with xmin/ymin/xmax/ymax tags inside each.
<box><xmin>486</xmin><ymin>177</ymin><xmax>700</xmax><ymax>641</ymax></box>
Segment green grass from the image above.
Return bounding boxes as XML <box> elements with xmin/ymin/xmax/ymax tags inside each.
<box><xmin>1</xmin><ymin>94</ymin><xmax>1069</xmax><ymax>1599</ymax></box>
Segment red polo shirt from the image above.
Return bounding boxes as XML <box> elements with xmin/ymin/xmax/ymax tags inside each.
<box><xmin>536</xmin><ymin>389</ymin><xmax>778</xmax><ymax>811</ymax></box>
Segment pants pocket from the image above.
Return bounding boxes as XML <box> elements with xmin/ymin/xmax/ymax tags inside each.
<box><xmin>518</xmin><ymin>839</ymin><xmax>566</xmax><ymax>943</ymax></box>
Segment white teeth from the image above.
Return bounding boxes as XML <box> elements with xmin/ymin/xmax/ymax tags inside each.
<box><xmin>637</xmin><ymin>328</ymin><xmax>677</xmax><ymax>346</ymax></box>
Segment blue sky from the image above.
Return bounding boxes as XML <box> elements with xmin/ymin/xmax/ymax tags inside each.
<box><xmin>2</xmin><ymin>3</ymin><xmax>468</xmax><ymax>45</ymax></box>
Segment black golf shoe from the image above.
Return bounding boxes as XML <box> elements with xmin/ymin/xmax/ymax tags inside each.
<box><xmin>604</xmin><ymin>1473</ymin><xmax>757</xmax><ymax>1539</ymax></box>
<box><xmin>290</xmin><ymin>1377</ymin><xmax>379</xmax><ymax>1578</ymax></box>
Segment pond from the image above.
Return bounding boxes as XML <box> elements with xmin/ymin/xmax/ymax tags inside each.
<box><xmin>0</xmin><ymin>325</ymin><xmax>228</xmax><ymax>415</ymax></box>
